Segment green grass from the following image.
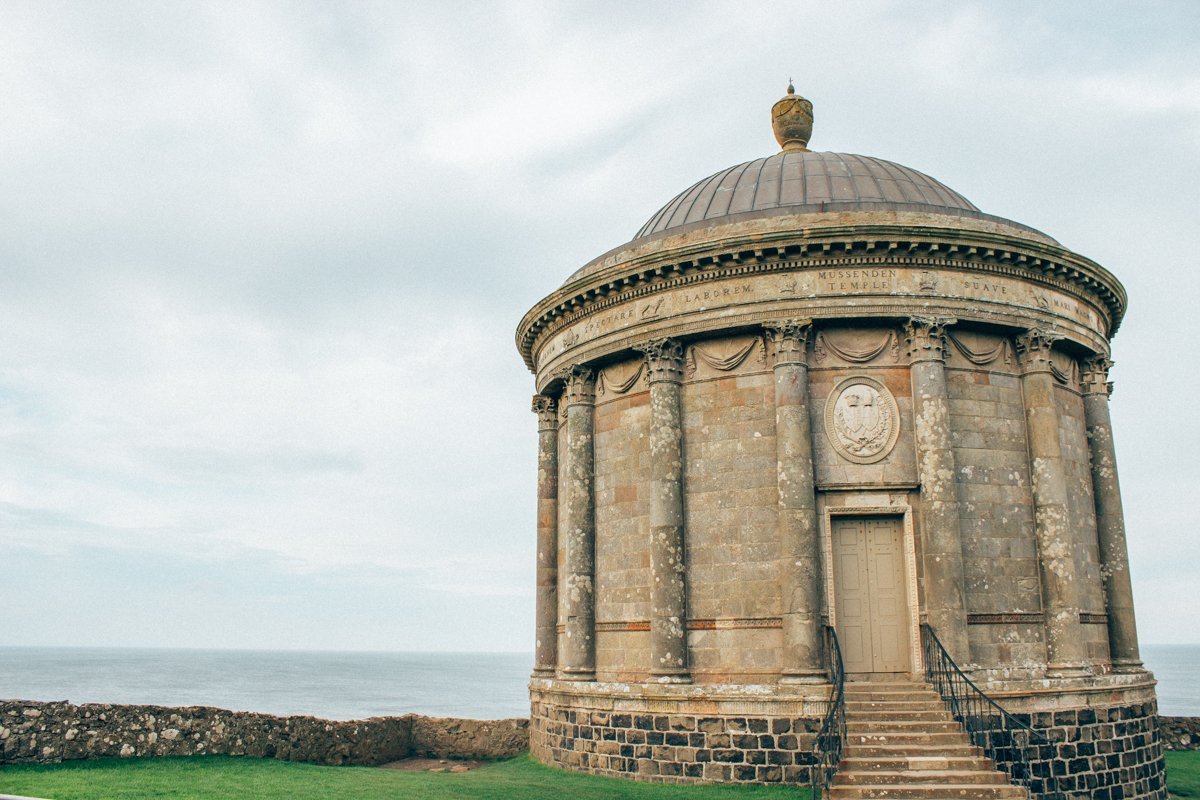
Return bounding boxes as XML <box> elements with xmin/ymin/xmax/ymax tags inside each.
<box><xmin>1169</xmin><ymin>751</ymin><xmax>1200</xmax><ymax>798</ymax></box>
<box><xmin>0</xmin><ymin>754</ymin><xmax>803</xmax><ymax>800</ymax></box>
<box><xmin>7</xmin><ymin>751</ymin><xmax>1194</xmax><ymax>799</ymax></box>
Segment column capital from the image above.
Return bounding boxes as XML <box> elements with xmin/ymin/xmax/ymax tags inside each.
<box><xmin>904</xmin><ymin>316</ymin><xmax>955</xmax><ymax>363</ymax></box>
<box><xmin>532</xmin><ymin>394</ymin><xmax>559</xmax><ymax>429</ymax></box>
<box><xmin>763</xmin><ymin>319</ymin><xmax>812</xmax><ymax>366</ymax></box>
<box><xmin>636</xmin><ymin>338</ymin><xmax>685</xmax><ymax>384</ymax></box>
<box><xmin>559</xmin><ymin>365</ymin><xmax>596</xmax><ymax>406</ymax></box>
<box><xmin>1081</xmin><ymin>354</ymin><xmax>1115</xmax><ymax>397</ymax></box>
<box><xmin>1014</xmin><ymin>328</ymin><xmax>1063</xmax><ymax>374</ymax></box>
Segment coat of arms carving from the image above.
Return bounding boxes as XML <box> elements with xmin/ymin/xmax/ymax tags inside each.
<box><xmin>824</xmin><ymin>376</ymin><xmax>901</xmax><ymax>464</ymax></box>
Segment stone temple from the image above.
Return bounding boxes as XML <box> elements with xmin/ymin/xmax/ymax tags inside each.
<box><xmin>516</xmin><ymin>86</ymin><xmax>1164</xmax><ymax>798</ymax></box>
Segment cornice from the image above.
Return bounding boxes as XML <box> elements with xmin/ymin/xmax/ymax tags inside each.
<box><xmin>515</xmin><ymin>224</ymin><xmax>1126</xmax><ymax>373</ymax></box>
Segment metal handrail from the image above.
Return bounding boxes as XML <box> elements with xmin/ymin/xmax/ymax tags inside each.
<box><xmin>920</xmin><ymin>623</ymin><xmax>1060</xmax><ymax>799</ymax></box>
<box><xmin>809</xmin><ymin>625</ymin><xmax>846</xmax><ymax>799</ymax></box>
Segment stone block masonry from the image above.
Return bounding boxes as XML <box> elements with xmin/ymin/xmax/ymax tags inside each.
<box><xmin>1024</xmin><ymin>702</ymin><xmax>1166</xmax><ymax>800</ymax></box>
<box><xmin>0</xmin><ymin>700</ymin><xmax>528</xmax><ymax>766</ymax></box>
<box><xmin>529</xmin><ymin>696</ymin><xmax>821</xmax><ymax>784</ymax></box>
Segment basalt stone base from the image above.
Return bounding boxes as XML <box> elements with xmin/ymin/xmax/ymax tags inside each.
<box><xmin>529</xmin><ymin>678</ymin><xmax>826</xmax><ymax>784</ymax></box>
<box><xmin>1028</xmin><ymin>700</ymin><xmax>1166</xmax><ymax>800</ymax></box>
<box><xmin>982</xmin><ymin>677</ymin><xmax>1165</xmax><ymax>800</ymax></box>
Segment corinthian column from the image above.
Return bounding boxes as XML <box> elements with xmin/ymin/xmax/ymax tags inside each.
<box><xmin>1081</xmin><ymin>356</ymin><xmax>1142</xmax><ymax>672</ymax></box>
<box><xmin>637</xmin><ymin>339</ymin><xmax>690</xmax><ymax>682</ymax></box>
<box><xmin>905</xmin><ymin>317</ymin><xmax>971</xmax><ymax>667</ymax></box>
<box><xmin>764</xmin><ymin>320</ymin><xmax>823</xmax><ymax>683</ymax></box>
<box><xmin>1016</xmin><ymin>330</ymin><xmax>1088</xmax><ymax>678</ymax></box>
<box><xmin>532</xmin><ymin>393</ymin><xmax>560</xmax><ymax>676</ymax></box>
<box><xmin>560</xmin><ymin>366</ymin><xmax>596</xmax><ymax>680</ymax></box>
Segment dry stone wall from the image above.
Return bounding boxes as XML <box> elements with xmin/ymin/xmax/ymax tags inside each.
<box><xmin>0</xmin><ymin>700</ymin><xmax>528</xmax><ymax>767</ymax></box>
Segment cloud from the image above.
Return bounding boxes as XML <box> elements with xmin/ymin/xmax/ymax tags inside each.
<box><xmin>0</xmin><ymin>0</ymin><xmax>1197</xmax><ymax>652</ymax></box>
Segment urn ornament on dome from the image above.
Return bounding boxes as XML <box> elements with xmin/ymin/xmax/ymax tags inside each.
<box><xmin>771</xmin><ymin>81</ymin><xmax>813</xmax><ymax>151</ymax></box>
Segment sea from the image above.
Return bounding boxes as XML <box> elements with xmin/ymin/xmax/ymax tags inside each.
<box><xmin>0</xmin><ymin>648</ymin><xmax>532</xmax><ymax>720</ymax></box>
<box><xmin>0</xmin><ymin>645</ymin><xmax>1196</xmax><ymax>720</ymax></box>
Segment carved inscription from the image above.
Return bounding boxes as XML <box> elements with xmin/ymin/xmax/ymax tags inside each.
<box><xmin>538</xmin><ymin>267</ymin><xmax>1101</xmax><ymax>371</ymax></box>
<box><xmin>960</xmin><ymin>278</ymin><xmax>1008</xmax><ymax>295</ymax></box>
<box><xmin>818</xmin><ymin>268</ymin><xmax>897</xmax><ymax>292</ymax></box>
<box><xmin>680</xmin><ymin>284</ymin><xmax>754</xmax><ymax>304</ymax></box>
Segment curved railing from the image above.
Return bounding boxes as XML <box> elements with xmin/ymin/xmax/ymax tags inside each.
<box><xmin>809</xmin><ymin>625</ymin><xmax>846</xmax><ymax>799</ymax></box>
<box><xmin>921</xmin><ymin>624</ymin><xmax>1060</xmax><ymax>799</ymax></box>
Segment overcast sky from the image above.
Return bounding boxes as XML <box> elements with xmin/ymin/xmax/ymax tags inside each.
<box><xmin>1</xmin><ymin>1</ymin><xmax>1197</xmax><ymax>654</ymax></box>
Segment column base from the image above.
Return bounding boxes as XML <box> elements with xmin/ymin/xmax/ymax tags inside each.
<box><xmin>649</xmin><ymin>670</ymin><xmax>692</xmax><ymax>684</ymax></box>
<box><xmin>780</xmin><ymin>672</ymin><xmax>828</xmax><ymax>685</ymax></box>
<box><xmin>1112</xmin><ymin>657</ymin><xmax>1146</xmax><ymax>673</ymax></box>
<box><xmin>1047</xmin><ymin>662</ymin><xmax>1092</xmax><ymax>679</ymax></box>
<box><xmin>557</xmin><ymin>668</ymin><xmax>596</xmax><ymax>681</ymax></box>
<box><xmin>532</xmin><ymin>667</ymin><xmax>557</xmax><ymax>677</ymax></box>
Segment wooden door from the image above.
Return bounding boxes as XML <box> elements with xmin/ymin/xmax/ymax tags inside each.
<box><xmin>832</xmin><ymin>516</ymin><xmax>910</xmax><ymax>673</ymax></box>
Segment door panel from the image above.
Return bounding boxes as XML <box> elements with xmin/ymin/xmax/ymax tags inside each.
<box><xmin>832</xmin><ymin>516</ymin><xmax>911</xmax><ymax>673</ymax></box>
<box><xmin>833</xmin><ymin>520</ymin><xmax>872</xmax><ymax>673</ymax></box>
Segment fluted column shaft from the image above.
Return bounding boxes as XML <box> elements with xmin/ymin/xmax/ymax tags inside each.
<box><xmin>765</xmin><ymin>321</ymin><xmax>824</xmax><ymax>682</ymax></box>
<box><xmin>1016</xmin><ymin>330</ymin><xmax>1088</xmax><ymax>678</ymax></box>
<box><xmin>560</xmin><ymin>366</ymin><xmax>596</xmax><ymax>680</ymax></box>
<box><xmin>1082</xmin><ymin>356</ymin><xmax>1142</xmax><ymax>671</ymax></box>
<box><xmin>905</xmin><ymin>318</ymin><xmax>972</xmax><ymax>667</ymax></box>
<box><xmin>533</xmin><ymin>394</ymin><xmax>560</xmax><ymax>676</ymax></box>
<box><xmin>639</xmin><ymin>339</ymin><xmax>690</xmax><ymax>682</ymax></box>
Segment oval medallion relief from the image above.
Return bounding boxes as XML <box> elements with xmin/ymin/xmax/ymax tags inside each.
<box><xmin>824</xmin><ymin>376</ymin><xmax>900</xmax><ymax>464</ymax></box>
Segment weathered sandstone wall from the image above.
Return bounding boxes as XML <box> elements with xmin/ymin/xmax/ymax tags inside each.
<box><xmin>0</xmin><ymin>700</ymin><xmax>528</xmax><ymax>766</ymax></box>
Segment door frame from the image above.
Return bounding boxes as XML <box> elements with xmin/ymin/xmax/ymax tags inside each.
<box><xmin>822</xmin><ymin>505</ymin><xmax>922</xmax><ymax>677</ymax></box>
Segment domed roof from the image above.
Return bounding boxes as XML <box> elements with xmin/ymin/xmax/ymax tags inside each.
<box><xmin>634</xmin><ymin>149</ymin><xmax>982</xmax><ymax>240</ymax></box>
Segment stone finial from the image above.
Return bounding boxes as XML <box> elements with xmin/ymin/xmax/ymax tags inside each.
<box><xmin>1081</xmin><ymin>354</ymin><xmax>1115</xmax><ymax>397</ymax></box>
<box><xmin>904</xmin><ymin>316</ymin><xmax>955</xmax><ymax>363</ymax></box>
<box><xmin>1014</xmin><ymin>328</ymin><xmax>1063</xmax><ymax>374</ymax></box>
<box><xmin>559</xmin><ymin>365</ymin><xmax>596</xmax><ymax>406</ymax></box>
<box><xmin>763</xmin><ymin>319</ymin><xmax>812</xmax><ymax>366</ymax></box>
<box><xmin>636</xmin><ymin>338</ymin><xmax>685</xmax><ymax>384</ymax></box>
<box><xmin>532</xmin><ymin>394</ymin><xmax>559</xmax><ymax>429</ymax></box>
<box><xmin>771</xmin><ymin>81</ymin><xmax>813</xmax><ymax>152</ymax></box>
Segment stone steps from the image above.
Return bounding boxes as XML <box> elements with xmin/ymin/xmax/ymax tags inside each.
<box><xmin>838</xmin><ymin>769</ymin><xmax>1007</xmax><ymax>785</ymax></box>
<box><xmin>840</xmin><ymin>756</ymin><xmax>997</xmax><ymax>772</ymax></box>
<box><xmin>848</xmin><ymin>719</ymin><xmax>965</xmax><ymax>734</ymax></box>
<box><xmin>828</xmin><ymin>785</ymin><xmax>1026</xmax><ymax>799</ymax></box>
<box><xmin>829</xmin><ymin>678</ymin><xmax>1027</xmax><ymax>800</ymax></box>
<box><xmin>848</xmin><ymin>731</ymin><xmax>973</xmax><ymax>746</ymax></box>
<box><xmin>845</xmin><ymin>743</ymin><xmax>986</xmax><ymax>759</ymax></box>
<box><xmin>846</xmin><ymin>709</ymin><xmax>955</xmax><ymax>721</ymax></box>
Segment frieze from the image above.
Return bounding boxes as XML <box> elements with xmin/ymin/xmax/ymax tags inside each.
<box><xmin>945</xmin><ymin>331</ymin><xmax>1014</xmax><ymax>366</ymax></box>
<box><xmin>518</xmin><ymin>232</ymin><xmax>1125</xmax><ymax>372</ymax></box>
<box><xmin>571</xmin><ymin>618</ymin><xmax>783</xmax><ymax>634</ymax></box>
<box><xmin>595</xmin><ymin>361</ymin><xmax>646</xmax><ymax>397</ymax></box>
<box><xmin>966</xmin><ymin>612</ymin><xmax>1045</xmax><ymax>625</ymax></box>
<box><xmin>813</xmin><ymin>328</ymin><xmax>899</xmax><ymax>365</ymax></box>
<box><xmin>686</xmin><ymin>336</ymin><xmax>765</xmax><ymax>378</ymax></box>
<box><xmin>534</xmin><ymin>266</ymin><xmax>1103</xmax><ymax>378</ymax></box>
